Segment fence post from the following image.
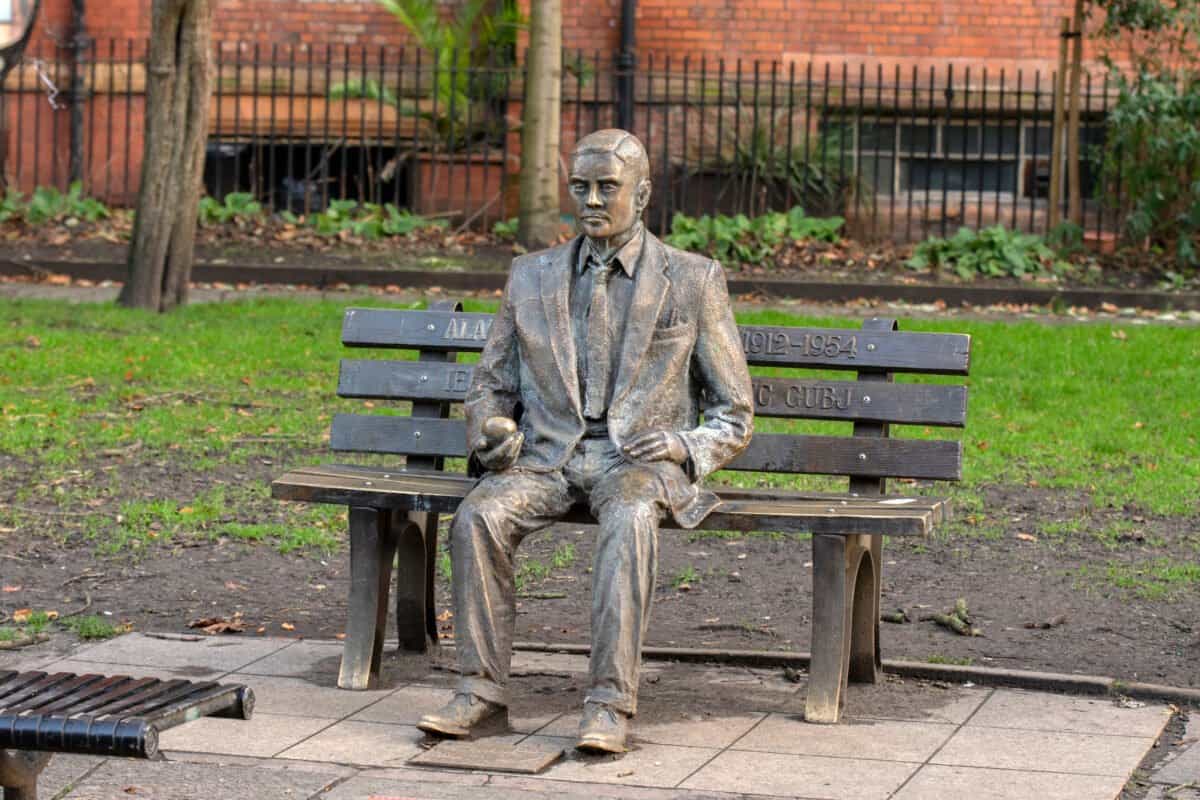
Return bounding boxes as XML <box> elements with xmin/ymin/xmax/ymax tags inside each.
<box><xmin>68</xmin><ymin>0</ymin><xmax>90</xmax><ymax>187</ymax></box>
<box><xmin>616</xmin><ymin>0</ymin><xmax>636</xmax><ymax>130</ymax></box>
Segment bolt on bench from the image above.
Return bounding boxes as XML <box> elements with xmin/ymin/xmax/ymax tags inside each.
<box><xmin>272</xmin><ymin>303</ymin><xmax>971</xmax><ymax>723</ymax></box>
<box><xmin>0</xmin><ymin>670</ymin><xmax>253</xmax><ymax>799</ymax></box>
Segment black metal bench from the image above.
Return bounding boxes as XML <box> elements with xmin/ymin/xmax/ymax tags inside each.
<box><xmin>272</xmin><ymin>303</ymin><xmax>971</xmax><ymax>723</ymax></box>
<box><xmin>0</xmin><ymin>669</ymin><xmax>253</xmax><ymax>799</ymax></box>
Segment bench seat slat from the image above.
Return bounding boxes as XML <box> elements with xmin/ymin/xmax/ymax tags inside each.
<box><xmin>330</xmin><ymin>415</ymin><xmax>962</xmax><ymax>481</ymax></box>
<box><xmin>340</xmin><ymin>308</ymin><xmax>971</xmax><ymax>374</ymax></box>
<box><xmin>272</xmin><ymin>465</ymin><xmax>945</xmax><ymax>536</ymax></box>
<box><xmin>339</xmin><ymin>359</ymin><xmax>968</xmax><ymax>428</ymax></box>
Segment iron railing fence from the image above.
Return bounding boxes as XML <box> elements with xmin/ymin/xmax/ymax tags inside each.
<box><xmin>2</xmin><ymin>38</ymin><xmax>1124</xmax><ymax>243</ymax></box>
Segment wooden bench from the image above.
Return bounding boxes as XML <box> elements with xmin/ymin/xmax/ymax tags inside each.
<box><xmin>0</xmin><ymin>670</ymin><xmax>253</xmax><ymax>799</ymax></box>
<box><xmin>272</xmin><ymin>303</ymin><xmax>971</xmax><ymax>724</ymax></box>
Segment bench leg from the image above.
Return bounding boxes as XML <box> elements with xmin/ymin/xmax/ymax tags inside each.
<box><xmin>394</xmin><ymin>511</ymin><xmax>438</xmax><ymax>652</ymax></box>
<box><xmin>338</xmin><ymin>507</ymin><xmax>397</xmax><ymax>691</ymax></box>
<box><xmin>0</xmin><ymin>750</ymin><xmax>51</xmax><ymax>800</ymax></box>
<box><xmin>805</xmin><ymin>534</ymin><xmax>878</xmax><ymax>724</ymax></box>
<box><xmin>848</xmin><ymin>535</ymin><xmax>882</xmax><ymax>684</ymax></box>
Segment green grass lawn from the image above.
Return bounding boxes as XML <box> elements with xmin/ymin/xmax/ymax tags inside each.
<box><xmin>1</xmin><ymin>296</ymin><xmax>1196</xmax><ymax>554</ymax></box>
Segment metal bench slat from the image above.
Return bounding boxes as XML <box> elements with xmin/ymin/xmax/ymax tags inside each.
<box><xmin>340</xmin><ymin>307</ymin><xmax>971</xmax><ymax>374</ymax></box>
<box><xmin>68</xmin><ymin>677</ymin><xmax>159</xmax><ymax>715</ymax></box>
<box><xmin>34</xmin><ymin>675</ymin><xmax>141</xmax><ymax>715</ymax></box>
<box><xmin>0</xmin><ymin>672</ymin><xmax>253</xmax><ymax>759</ymax></box>
<box><xmin>338</xmin><ymin>359</ymin><xmax>969</xmax><ymax>428</ymax></box>
<box><xmin>4</xmin><ymin>674</ymin><xmax>106</xmax><ymax>714</ymax></box>
<box><xmin>84</xmin><ymin>679</ymin><xmax>190</xmax><ymax>718</ymax></box>
<box><xmin>0</xmin><ymin>671</ymin><xmax>49</xmax><ymax>703</ymax></box>
<box><xmin>0</xmin><ymin>674</ymin><xmax>77</xmax><ymax>712</ymax></box>
<box><xmin>113</xmin><ymin>681</ymin><xmax>220</xmax><ymax>720</ymax></box>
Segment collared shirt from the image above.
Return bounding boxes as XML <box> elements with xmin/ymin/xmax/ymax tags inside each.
<box><xmin>570</xmin><ymin>224</ymin><xmax>645</xmax><ymax>420</ymax></box>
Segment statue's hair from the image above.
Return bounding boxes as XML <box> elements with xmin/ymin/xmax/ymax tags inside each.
<box><xmin>571</xmin><ymin>129</ymin><xmax>650</xmax><ymax>183</ymax></box>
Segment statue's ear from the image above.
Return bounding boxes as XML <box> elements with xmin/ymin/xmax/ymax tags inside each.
<box><xmin>635</xmin><ymin>179</ymin><xmax>652</xmax><ymax>214</ymax></box>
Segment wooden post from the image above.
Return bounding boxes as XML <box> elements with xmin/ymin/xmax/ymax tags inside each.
<box><xmin>1048</xmin><ymin>17</ymin><xmax>1070</xmax><ymax>231</ymax></box>
<box><xmin>1067</xmin><ymin>0</ymin><xmax>1085</xmax><ymax>226</ymax></box>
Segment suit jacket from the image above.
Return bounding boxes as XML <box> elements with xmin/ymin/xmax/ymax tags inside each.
<box><xmin>465</xmin><ymin>232</ymin><xmax>754</xmax><ymax>528</ymax></box>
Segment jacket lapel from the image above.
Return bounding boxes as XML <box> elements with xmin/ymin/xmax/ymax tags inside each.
<box><xmin>539</xmin><ymin>237</ymin><xmax>582</xmax><ymax>414</ymax></box>
<box><xmin>610</xmin><ymin>234</ymin><xmax>670</xmax><ymax>409</ymax></box>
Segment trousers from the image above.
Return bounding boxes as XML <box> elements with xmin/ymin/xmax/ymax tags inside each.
<box><xmin>450</xmin><ymin>437</ymin><xmax>668</xmax><ymax>716</ymax></box>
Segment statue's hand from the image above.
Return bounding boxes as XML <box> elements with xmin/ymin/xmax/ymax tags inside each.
<box><xmin>624</xmin><ymin>431</ymin><xmax>688</xmax><ymax>464</ymax></box>
<box><xmin>474</xmin><ymin>416</ymin><xmax>523</xmax><ymax>472</ymax></box>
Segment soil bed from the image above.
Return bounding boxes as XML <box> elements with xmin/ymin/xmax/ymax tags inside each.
<box><xmin>2</xmin><ymin>449</ymin><xmax>1196</xmax><ymax>689</ymax></box>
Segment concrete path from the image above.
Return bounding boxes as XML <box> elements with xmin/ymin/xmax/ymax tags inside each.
<box><xmin>3</xmin><ymin>633</ymin><xmax>1190</xmax><ymax>799</ymax></box>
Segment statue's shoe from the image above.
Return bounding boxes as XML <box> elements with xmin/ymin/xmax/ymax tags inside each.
<box><xmin>575</xmin><ymin>701</ymin><xmax>629</xmax><ymax>754</ymax></box>
<box><xmin>417</xmin><ymin>692</ymin><xmax>509</xmax><ymax>739</ymax></box>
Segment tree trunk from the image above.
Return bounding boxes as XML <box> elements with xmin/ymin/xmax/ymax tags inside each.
<box><xmin>517</xmin><ymin>0</ymin><xmax>561</xmax><ymax>249</ymax></box>
<box><xmin>119</xmin><ymin>0</ymin><xmax>213</xmax><ymax>312</ymax></box>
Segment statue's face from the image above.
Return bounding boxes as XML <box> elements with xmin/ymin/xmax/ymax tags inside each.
<box><xmin>569</xmin><ymin>151</ymin><xmax>649</xmax><ymax>242</ymax></box>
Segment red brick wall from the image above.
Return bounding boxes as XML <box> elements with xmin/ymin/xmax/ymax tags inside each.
<box><xmin>32</xmin><ymin>0</ymin><xmax>1087</xmax><ymax>71</ymax></box>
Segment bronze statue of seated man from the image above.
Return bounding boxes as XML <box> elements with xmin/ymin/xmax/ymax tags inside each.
<box><xmin>417</xmin><ymin>129</ymin><xmax>754</xmax><ymax>754</ymax></box>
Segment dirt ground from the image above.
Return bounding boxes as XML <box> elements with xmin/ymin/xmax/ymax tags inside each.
<box><xmin>2</xmin><ymin>449</ymin><xmax>1197</xmax><ymax>689</ymax></box>
<box><xmin>2</xmin><ymin>228</ymin><xmax>1192</xmax><ymax>294</ymax></box>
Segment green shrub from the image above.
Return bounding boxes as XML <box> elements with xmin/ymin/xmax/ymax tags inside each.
<box><xmin>22</xmin><ymin>182</ymin><xmax>110</xmax><ymax>224</ymax></box>
<box><xmin>906</xmin><ymin>226</ymin><xmax>1070</xmax><ymax>279</ymax></box>
<box><xmin>665</xmin><ymin>207</ymin><xmax>844</xmax><ymax>265</ymax></box>
<box><xmin>198</xmin><ymin>192</ymin><xmax>264</xmax><ymax>226</ymax></box>
<box><xmin>492</xmin><ymin>216</ymin><xmax>518</xmax><ymax>240</ymax></box>
<box><xmin>309</xmin><ymin>201</ymin><xmax>446</xmax><ymax>240</ymax></box>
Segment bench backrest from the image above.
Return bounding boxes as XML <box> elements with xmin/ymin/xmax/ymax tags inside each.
<box><xmin>330</xmin><ymin>304</ymin><xmax>971</xmax><ymax>488</ymax></box>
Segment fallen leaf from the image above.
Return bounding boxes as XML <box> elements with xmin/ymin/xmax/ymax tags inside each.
<box><xmin>178</xmin><ymin>506</ymin><xmax>195</xmax><ymax>515</ymax></box>
<box><xmin>1111</xmin><ymin>329</ymin><xmax>1127</xmax><ymax>340</ymax></box>
<box><xmin>188</xmin><ymin>613</ymin><xmax>245</xmax><ymax>635</ymax></box>
<box><xmin>280</xmin><ymin>622</ymin><xmax>295</xmax><ymax>631</ymax></box>
<box><xmin>1015</xmin><ymin>532</ymin><xmax>1037</xmax><ymax>542</ymax></box>
<box><xmin>24</xmin><ymin>336</ymin><xmax>41</xmax><ymax>349</ymax></box>
<box><xmin>12</xmin><ymin>608</ymin><xmax>31</xmax><ymax>623</ymax></box>
<box><xmin>1133</xmin><ymin>421</ymin><xmax>1144</xmax><ymax>429</ymax></box>
<box><xmin>436</xmin><ymin>610</ymin><xmax>453</xmax><ymax>622</ymax></box>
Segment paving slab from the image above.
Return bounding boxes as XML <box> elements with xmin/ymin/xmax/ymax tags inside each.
<box><xmin>69</xmin><ymin>632</ymin><xmax>288</xmax><ymax>672</ymax></box>
<box><xmin>732</xmin><ymin>713</ymin><xmax>956</xmax><ymax>762</ymax></box>
<box><xmin>317</xmin><ymin>766</ymin><xmax>490</xmax><ymax>799</ymax></box>
<box><xmin>892</xmin><ymin>764</ymin><xmax>1129</xmax><ymax>800</ymax></box>
<box><xmin>235</xmin><ymin>639</ymin><xmax>346</xmax><ymax>678</ymax></box>
<box><xmin>278</xmin><ymin>720</ymin><xmax>438</xmax><ymax>767</ymax></box>
<box><xmin>43</xmin><ymin>657</ymin><xmax>224</xmax><ymax>682</ymax></box>
<box><xmin>535</xmin><ymin>709</ymin><xmax>766</xmax><ymax>749</ymax></box>
<box><xmin>57</xmin><ymin>757</ymin><xmax>348</xmax><ymax>800</ymax></box>
<box><xmin>32</xmin><ymin>754</ymin><xmax>101</xmax><ymax>800</ymax></box>
<box><xmin>225</xmin><ymin>672</ymin><xmax>393</xmax><ymax>718</ymax></box>
<box><xmin>968</xmin><ymin>688</ymin><xmax>1173</xmax><ymax>737</ymax></box>
<box><xmin>1148</xmin><ymin>714</ymin><xmax>1200</xmax><ymax>786</ymax></box>
<box><xmin>931</xmin><ymin>726</ymin><xmax>1157</xmax><ymax>777</ymax></box>
<box><xmin>350</xmin><ymin>684</ymin><xmax>456</xmax><ymax>725</ymax></box>
<box><xmin>681</xmin><ymin>749</ymin><xmax>918</xmax><ymax>799</ymax></box>
<box><xmin>523</xmin><ymin>735</ymin><xmax>719</xmax><ymax>788</ymax></box>
<box><xmin>158</xmin><ymin>711</ymin><xmax>331</xmax><ymax>758</ymax></box>
<box><xmin>488</xmin><ymin>773</ymin><xmax>762</xmax><ymax>799</ymax></box>
<box><xmin>6</xmin><ymin>635</ymin><xmax>1176</xmax><ymax>800</ymax></box>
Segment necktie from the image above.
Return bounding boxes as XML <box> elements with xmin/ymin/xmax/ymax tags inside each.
<box><xmin>584</xmin><ymin>259</ymin><xmax>612</xmax><ymax>419</ymax></box>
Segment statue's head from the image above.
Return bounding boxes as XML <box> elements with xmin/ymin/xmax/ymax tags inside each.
<box><xmin>569</xmin><ymin>129</ymin><xmax>651</xmax><ymax>243</ymax></box>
